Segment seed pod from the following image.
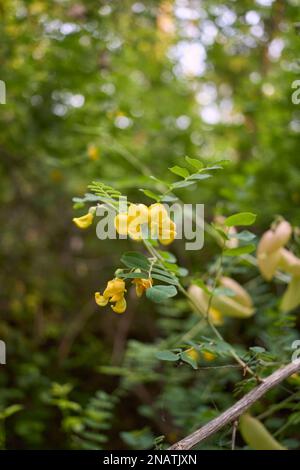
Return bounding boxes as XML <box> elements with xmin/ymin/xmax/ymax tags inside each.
<box><xmin>279</xmin><ymin>249</ymin><xmax>300</xmax><ymax>277</ymax></box>
<box><xmin>212</xmin><ymin>295</ymin><xmax>254</xmax><ymax>319</ymax></box>
<box><xmin>257</xmin><ymin>220</ymin><xmax>292</xmax><ymax>281</ymax></box>
<box><xmin>239</xmin><ymin>414</ymin><xmax>286</xmax><ymax>450</ymax></box>
<box><xmin>280</xmin><ymin>276</ymin><xmax>300</xmax><ymax>312</ymax></box>
<box><xmin>188</xmin><ymin>278</ymin><xmax>255</xmax><ymax>320</ymax></box>
<box><xmin>220</xmin><ymin>277</ymin><xmax>253</xmax><ymax>308</ymax></box>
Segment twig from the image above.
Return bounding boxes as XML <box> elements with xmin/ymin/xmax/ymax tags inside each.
<box><xmin>169</xmin><ymin>360</ymin><xmax>300</xmax><ymax>450</ymax></box>
<box><xmin>231</xmin><ymin>420</ymin><xmax>238</xmax><ymax>450</ymax></box>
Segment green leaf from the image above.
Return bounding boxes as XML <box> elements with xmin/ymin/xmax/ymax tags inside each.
<box><xmin>160</xmin><ymin>194</ymin><xmax>178</xmax><ymax>202</ymax></box>
<box><xmin>169</xmin><ymin>165</ymin><xmax>190</xmax><ymax>178</ymax></box>
<box><xmin>224</xmin><ymin>212</ymin><xmax>257</xmax><ymax>227</ymax></box>
<box><xmin>158</xmin><ymin>251</ymin><xmax>177</xmax><ymax>264</ymax></box>
<box><xmin>187</xmin><ymin>173</ymin><xmax>212</xmax><ymax>181</ymax></box>
<box><xmin>249</xmin><ymin>346</ymin><xmax>266</xmax><ymax>354</ymax></box>
<box><xmin>214</xmin><ymin>287</ymin><xmax>235</xmax><ymax>297</ymax></box>
<box><xmin>177</xmin><ymin>267</ymin><xmax>189</xmax><ymax>277</ymax></box>
<box><xmin>117</xmin><ymin>271</ymin><xmax>148</xmax><ymax>279</ymax></box>
<box><xmin>155</xmin><ymin>350</ymin><xmax>179</xmax><ymax>361</ymax></box>
<box><xmin>151</xmin><ymin>273</ymin><xmax>179</xmax><ymax>285</ymax></box>
<box><xmin>146</xmin><ymin>285</ymin><xmax>177</xmax><ymax>303</ymax></box>
<box><xmin>223</xmin><ymin>244</ymin><xmax>256</xmax><ymax>256</ymax></box>
<box><xmin>180</xmin><ymin>352</ymin><xmax>198</xmax><ymax>369</ymax></box>
<box><xmin>73</xmin><ymin>202</ymin><xmax>85</xmax><ymax>210</ymax></box>
<box><xmin>211</xmin><ymin>224</ymin><xmax>229</xmax><ymax>240</ymax></box>
<box><xmin>172</xmin><ymin>180</ymin><xmax>196</xmax><ymax>189</ymax></box>
<box><xmin>231</xmin><ymin>230</ymin><xmax>256</xmax><ymax>242</ymax></box>
<box><xmin>139</xmin><ymin>189</ymin><xmax>160</xmax><ymax>201</ymax></box>
<box><xmin>191</xmin><ymin>279</ymin><xmax>211</xmax><ymax>295</ymax></box>
<box><xmin>72</xmin><ymin>193</ymin><xmax>102</xmax><ymax>203</ymax></box>
<box><xmin>0</xmin><ymin>404</ymin><xmax>23</xmax><ymax>420</ymax></box>
<box><xmin>185</xmin><ymin>156</ymin><xmax>204</xmax><ymax>170</ymax></box>
<box><xmin>200</xmin><ymin>165</ymin><xmax>223</xmax><ymax>172</ymax></box>
<box><xmin>121</xmin><ymin>252</ymin><xmax>150</xmax><ymax>270</ymax></box>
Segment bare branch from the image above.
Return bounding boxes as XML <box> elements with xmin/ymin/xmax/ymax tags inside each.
<box><xmin>169</xmin><ymin>361</ymin><xmax>300</xmax><ymax>450</ymax></box>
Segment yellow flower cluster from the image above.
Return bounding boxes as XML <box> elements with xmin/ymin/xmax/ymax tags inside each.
<box><xmin>95</xmin><ymin>276</ymin><xmax>152</xmax><ymax>314</ymax></box>
<box><xmin>186</xmin><ymin>348</ymin><xmax>216</xmax><ymax>362</ymax></box>
<box><xmin>114</xmin><ymin>203</ymin><xmax>176</xmax><ymax>245</ymax></box>
<box><xmin>95</xmin><ymin>278</ymin><xmax>127</xmax><ymax>314</ymax></box>
<box><xmin>257</xmin><ymin>219</ymin><xmax>300</xmax><ymax>311</ymax></box>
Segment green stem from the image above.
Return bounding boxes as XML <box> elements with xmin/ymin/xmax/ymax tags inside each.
<box><xmin>142</xmin><ymin>239</ymin><xmax>260</xmax><ymax>381</ymax></box>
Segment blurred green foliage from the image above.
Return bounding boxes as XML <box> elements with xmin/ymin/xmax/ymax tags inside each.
<box><xmin>0</xmin><ymin>0</ymin><xmax>300</xmax><ymax>450</ymax></box>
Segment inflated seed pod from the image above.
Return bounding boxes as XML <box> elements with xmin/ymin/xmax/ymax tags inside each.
<box><xmin>280</xmin><ymin>276</ymin><xmax>300</xmax><ymax>312</ymax></box>
<box><xmin>279</xmin><ymin>249</ymin><xmax>300</xmax><ymax>277</ymax></box>
<box><xmin>220</xmin><ymin>277</ymin><xmax>253</xmax><ymax>308</ymax></box>
<box><xmin>239</xmin><ymin>414</ymin><xmax>286</xmax><ymax>450</ymax></box>
<box><xmin>211</xmin><ymin>294</ymin><xmax>254</xmax><ymax>319</ymax></box>
<box><xmin>188</xmin><ymin>279</ymin><xmax>255</xmax><ymax>320</ymax></box>
<box><xmin>257</xmin><ymin>221</ymin><xmax>292</xmax><ymax>281</ymax></box>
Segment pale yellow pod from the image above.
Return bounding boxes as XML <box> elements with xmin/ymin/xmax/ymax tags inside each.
<box><xmin>258</xmin><ymin>221</ymin><xmax>292</xmax><ymax>254</ymax></box>
<box><xmin>257</xmin><ymin>220</ymin><xmax>292</xmax><ymax>281</ymax></box>
<box><xmin>239</xmin><ymin>414</ymin><xmax>286</xmax><ymax>450</ymax></box>
<box><xmin>280</xmin><ymin>276</ymin><xmax>300</xmax><ymax>312</ymax></box>
<box><xmin>211</xmin><ymin>295</ymin><xmax>254</xmax><ymax>319</ymax></box>
<box><xmin>220</xmin><ymin>277</ymin><xmax>253</xmax><ymax>308</ymax></box>
<box><xmin>188</xmin><ymin>284</ymin><xmax>208</xmax><ymax>316</ymax></box>
<box><xmin>257</xmin><ymin>249</ymin><xmax>282</xmax><ymax>281</ymax></box>
<box><xmin>272</xmin><ymin>220</ymin><xmax>292</xmax><ymax>251</ymax></box>
<box><xmin>279</xmin><ymin>249</ymin><xmax>300</xmax><ymax>277</ymax></box>
<box><xmin>257</xmin><ymin>230</ymin><xmax>276</xmax><ymax>255</ymax></box>
<box><xmin>188</xmin><ymin>281</ymin><xmax>255</xmax><ymax>320</ymax></box>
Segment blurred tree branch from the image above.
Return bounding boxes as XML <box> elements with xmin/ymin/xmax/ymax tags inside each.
<box><xmin>169</xmin><ymin>360</ymin><xmax>300</xmax><ymax>450</ymax></box>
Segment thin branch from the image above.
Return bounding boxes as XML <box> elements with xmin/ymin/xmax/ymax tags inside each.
<box><xmin>169</xmin><ymin>360</ymin><xmax>300</xmax><ymax>450</ymax></box>
<box><xmin>231</xmin><ymin>420</ymin><xmax>238</xmax><ymax>450</ymax></box>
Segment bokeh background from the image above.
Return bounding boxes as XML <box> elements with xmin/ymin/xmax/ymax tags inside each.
<box><xmin>1</xmin><ymin>0</ymin><xmax>300</xmax><ymax>449</ymax></box>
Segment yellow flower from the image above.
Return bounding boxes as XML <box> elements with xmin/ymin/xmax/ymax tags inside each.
<box><xmin>185</xmin><ymin>348</ymin><xmax>200</xmax><ymax>361</ymax></box>
<box><xmin>87</xmin><ymin>144</ymin><xmax>100</xmax><ymax>161</ymax></box>
<box><xmin>149</xmin><ymin>203</ymin><xmax>169</xmax><ymax>225</ymax></box>
<box><xmin>73</xmin><ymin>212</ymin><xmax>94</xmax><ymax>229</ymax></box>
<box><xmin>114</xmin><ymin>202</ymin><xmax>176</xmax><ymax>245</ymax></box>
<box><xmin>114</xmin><ymin>213</ymin><xmax>130</xmax><ymax>236</ymax></box>
<box><xmin>111</xmin><ymin>297</ymin><xmax>127</xmax><ymax>314</ymax></box>
<box><xmin>149</xmin><ymin>203</ymin><xmax>176</xmax><ymax>245</ymax></box>
<box><xmin>208</xmin><ymin>307</ymin><xmax>224</xmax><ymax>326</ymax></box>
<box><xmin>114</xmin><ymin>204</ymin><xmax>149</xmax><ymax>241</ymax></box>
<box><xmin>95</xmin><ymin>278</ymin><xmax>127</xmax><ymax>314</ymax></box>
<box><xmin>127</xmin><ymin>204</ymin><xmax>149</xmax><ymax>240</ymax></box>
<box><xmin>203</xmin><ymin>351</ymin><xmax>216</xmax><ymax>361</ymax></box>
<box><xmin>132</xmin><ymin>277</ymin><xmax>152</xmax><ymax>297</ymax></box>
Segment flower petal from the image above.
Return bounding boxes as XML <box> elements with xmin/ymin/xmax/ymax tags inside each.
<box><xmin>95</xmin><ymin>292</ymin><xmax>108</xmax><ymax>307</ymax></box>
<box><xmin>111</xmin><ymin>297</ymin><xmax>127</xmax><ymax>314</ymax></box>
<box><xmin>73</xmin><ymin>212</ymin><xmax>94</xmax><ymax>229</ymax></box>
